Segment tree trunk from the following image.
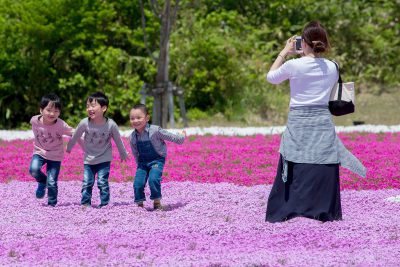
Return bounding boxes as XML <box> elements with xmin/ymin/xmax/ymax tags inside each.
<box><xmin>154</xmin><ymin>0</ymin><xmax>171</xmax><ymax>128</ymax></box>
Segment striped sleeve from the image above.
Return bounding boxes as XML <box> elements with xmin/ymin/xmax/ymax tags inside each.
<box><xmin>156</xmin><ymin>127</ymin><xmax>185</xmax><ymax>144</ymax></box>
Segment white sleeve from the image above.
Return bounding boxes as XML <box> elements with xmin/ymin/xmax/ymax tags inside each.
<box><xmin>266</xmin><ymin>61</ymin><xmax>292</xmax><ymax>84</ymax></box>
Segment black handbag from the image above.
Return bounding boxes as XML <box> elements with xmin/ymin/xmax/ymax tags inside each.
<box><xmin>329</xmin><ymin>61</ymin><xmax>355</xmax><ymax>116</ymax></box>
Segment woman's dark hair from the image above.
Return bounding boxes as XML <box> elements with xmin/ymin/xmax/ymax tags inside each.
<box><xmin>40</xmin><ymin>93</ymin><xmax>62</xmax><ymax>110</ymax></box>
<box><xmin>302</xmin><ymin>21</ymin><xmax>330</xmax><ymax>53</ymax></box>
<box><xmin>87</xmin><ymin>91</ymin><xmax>109</xmax><ymax>108</ymax></box>
<box><xmin>131</xmin><ymin>103</ymin><xmax>149</xmax><ymax>115</ymax></box>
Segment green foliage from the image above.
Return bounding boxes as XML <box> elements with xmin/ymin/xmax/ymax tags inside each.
<box><xmin>170</xmin><ymin>0</ymin><xmax>400</xmax><ymax>123</ymax></box>
<box><xmin>187</xmin><ymin>108</ymin><xmax>208</xmax><ymax>121</ymax></box>
<box><xmin>0</xmin><ymin>0</ymin><xmax>153</xmax><ymax>128</ymax></box>
<box><xmin>0</xmin><ymin>0</ymin><xmax>398</xmax><ymax>128</ymax></box>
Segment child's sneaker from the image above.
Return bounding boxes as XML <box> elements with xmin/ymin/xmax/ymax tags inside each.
<box><xmin>35</xmin><ymin>183</ymin><xmax>46</xmax><ymax>199</ymax></box>
<box><xmin>153</xmin><ymin>200</ymin><xmax>163</xmax><ymax>210</ymax></box>
<box><xmin>137</xmin><ymin>202</ymin><xmax>144</xmax><ymax>208</ymax></box>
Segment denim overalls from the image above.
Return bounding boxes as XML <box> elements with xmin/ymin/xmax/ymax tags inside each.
<box><xmin>133</xmin><ymin>134</ymin><xmax>165</xmax><ymax>203</ymax></box>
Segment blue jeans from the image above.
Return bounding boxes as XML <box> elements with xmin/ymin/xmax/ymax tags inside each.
<box><xmin>134</xmin><ymin>159</ymin><xmax>165</xmax><ymax>202</ymax></box>
<box><xmin>29</xmin><ymin>154</ymin><xmax>61</xmax><ymax>205</ymax></box>
<box><xmin>82</xmin><ymin>162</ymin><xmax>111</xmax><ymax>206</ymax></box>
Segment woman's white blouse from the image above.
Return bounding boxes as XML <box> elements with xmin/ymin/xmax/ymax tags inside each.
<box><xmin>266</xmin><ymin>57</ymin><xmax>339</xmax><ymax>107</ymax></box>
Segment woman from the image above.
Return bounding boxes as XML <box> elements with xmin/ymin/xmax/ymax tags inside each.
<box><xmin>265</xmin><ymin>21</ymin><xmax>366</xmax><ymax>223</ymax></box>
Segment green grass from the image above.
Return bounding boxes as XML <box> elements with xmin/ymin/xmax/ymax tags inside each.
<box><xmin>332</xmin><ymin>91</ymin><xmax>400</xmax><ymax>126</ymax></box>
<box><xmin>170</xmin><ymin>90</ymin><xmax>400</xmax><ymax>127</ymax></box>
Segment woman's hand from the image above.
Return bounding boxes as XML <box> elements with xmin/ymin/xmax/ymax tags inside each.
<box><xmin>268</xmin><ymin>36</ymin><xmax>296</xmax><ymax>71</ymax></box>
<box><xmin>280</xmin><ymin>36</ymin><xmax>297</xmax><ymax>57</ymax></box>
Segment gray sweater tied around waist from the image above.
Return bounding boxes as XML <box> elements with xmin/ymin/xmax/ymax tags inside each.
<box><xmin>279</xmin><ymin>105</ymin><xmax>366</xmax><ymax>182</ymax></box>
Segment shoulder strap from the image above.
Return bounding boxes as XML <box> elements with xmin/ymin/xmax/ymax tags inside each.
<box><xmin>330</xmin><ymin>60</ymin><xmax>343</xmax><ymax>100</ymax></box>
<box><xmin>330</xmin><ymin>60</ymin><xmax>343</xmax><ymax>84</ymax></box>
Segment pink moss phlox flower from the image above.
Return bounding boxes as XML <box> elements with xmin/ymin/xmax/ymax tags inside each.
<box><xmin>0</xmin><ymin>133</ymin><xmax>399</xmax><ymax>190</ymax></box>
<box><xmin>0</xmin><ymin>181</ymin><xmax>399</xmax><ymax>266</ymax></box>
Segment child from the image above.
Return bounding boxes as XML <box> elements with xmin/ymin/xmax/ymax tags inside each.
<box><xmin>66</xmin><ymin>92</ymin><xmax>128</xmax><ymax>208</ymax></box>
<box><xmin>29</xmin><ymin>93</ymin><xmax>74</xmax><ymax>207</ymax></box>
<box><xmin>129</xmin><ymin>104</ymin><xmax>185</xmax><ymax>210</ymax></box>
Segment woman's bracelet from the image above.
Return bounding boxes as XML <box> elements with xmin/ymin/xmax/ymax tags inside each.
<box><xmin>278</xmin><ymin>54</ymin><xmax>286</xmax><ymax>59</ymax></box>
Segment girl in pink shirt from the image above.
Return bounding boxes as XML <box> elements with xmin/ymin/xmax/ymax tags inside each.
<box><xmin>29</xmin><ymin>93</ymin><xmax>74</xmax><ymax>207</ymax></box>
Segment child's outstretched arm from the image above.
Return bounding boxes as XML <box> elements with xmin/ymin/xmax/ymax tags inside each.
<box><xmin>63</xmin><ymin>122</ymin><xmax>84</xmax><ymax>149</ymax></box>
<box><xmin>63</xmin><ymin>122</ymin><xmax>74</xmax><ymax>137</ymax></box>
<box><xmin>66</xmin><ymin>120</ymin><xmax>86</xmax><ymax>153</ymax></box>
<box><xmin>157</xmin><ymin>127</ymin><xmax>185</xmax><ymax>144</ymax></box>
<box><xmin>110</xmin><ymin>121</ymin><xmax>129</xmax><ymax>162</ymax></box>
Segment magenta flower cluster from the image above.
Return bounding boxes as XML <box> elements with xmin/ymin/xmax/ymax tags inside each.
<box><xmin>1</xmin><ymin>133</ymin><xmax>399</xmax><ymax>190</ymax></box>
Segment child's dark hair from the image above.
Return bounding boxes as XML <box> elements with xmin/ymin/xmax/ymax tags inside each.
<box><xmin>40</xmin><ymin>93</ymin><xmax>62</xmax><ymax>111</ymax></box>
<box><xmin>132</xmin><ymin>103</ymin><xmax>149</xmax><ymax>115</ymax></box>
<box><xmin>87</xmin><ymin>92</ymin><xmax>109</xmax><ymax>108</ymax></box>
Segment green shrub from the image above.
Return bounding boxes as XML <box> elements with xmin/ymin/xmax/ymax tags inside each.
<box><xmin>187</xmin><ymin>108</ymin><xmax>209</xmax><ymax>121</ymax></box>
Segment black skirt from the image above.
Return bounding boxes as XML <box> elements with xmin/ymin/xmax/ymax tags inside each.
<box><xmin>266</xmin><ymin>155</ymin><xmax>342</xmax><ymax>223</ymax></box>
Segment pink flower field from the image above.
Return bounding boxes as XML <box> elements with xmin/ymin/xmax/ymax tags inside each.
<box><xmin>2</xmin><ymin>133</ymin><xmax>400</xmax><ymax>189</ymax></box>
<box><xmin>0</xmin><ymin>132</ymin><xmax>399</xmax><ymax>266</ymax></box>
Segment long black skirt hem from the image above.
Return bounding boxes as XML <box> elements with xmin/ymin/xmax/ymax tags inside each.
<box><xmin>266</xmin><ymin>154</ymin><xmax>342</xmax><ymax>223</ymax></box>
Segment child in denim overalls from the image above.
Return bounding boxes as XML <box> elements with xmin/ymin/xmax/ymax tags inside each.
<box><xmin>67</xmin><ymin>92</ymin><xmax>128</xmax><ymax>208</ymax></box>
<box><xmin>29</xmin><ymin>93</ymin><xmax>75</xmax><ymax>206</ymax></box>
<box><xmin>129</xmin><ymin>104</ymin><xmax>185</xmax><ymax>210</ymax></box>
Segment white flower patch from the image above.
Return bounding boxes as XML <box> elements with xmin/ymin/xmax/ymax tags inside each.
<box><xmin>386</xmin><ymin>195</ymin><xmax>400</xmax><ymax>203</ymax></box>
<box><xmin>1</xmin><ymin>124</ymin><xmax>400</xmax><ymax>140</ymax></box>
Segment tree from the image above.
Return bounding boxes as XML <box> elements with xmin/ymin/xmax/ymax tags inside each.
<box><xmin>139</xmin><ymin>0</ymin><xmax>180</xmax><ymax>128</ymax></box>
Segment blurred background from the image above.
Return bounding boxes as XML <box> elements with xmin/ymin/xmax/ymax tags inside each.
<box><xmin>0</xmin><ymin>0</ymin><xmax>399</xmax><ymax>129</ymax></box>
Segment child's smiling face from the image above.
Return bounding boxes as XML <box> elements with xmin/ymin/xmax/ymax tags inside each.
<box><xmin>130</xmin><ymin>108</ymin><xmax>149</xmax><ymax>132</ymax></box>
<box><xmin>86</xmin><ymin>99</ymin><xmax>106</xmax><ymax>123</ymax></box>
<box><xmin>40</xmin><ymin>102</ymin><xmax>60</xmax><ymax>125</ymax></box>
